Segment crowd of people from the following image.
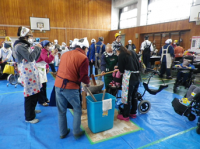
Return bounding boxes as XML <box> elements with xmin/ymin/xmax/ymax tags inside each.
<box><xmin>0</xmin><ymin>26</ymin><xmax>192</xmax><ymax>139</ymax></box>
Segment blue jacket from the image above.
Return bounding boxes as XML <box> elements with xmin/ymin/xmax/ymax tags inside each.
<box><xmin>159</xmin><ymin>44</ymin><xmax>174</xmax><ymax>63</ymax></box>
<box><xmin>87</xmin><ymin>43</ymin><xmax>95</xmax><ymax>61</ymax></box>
<box><xmin>96</xmin><ymin>41</ymin><xmax>105</xmax><ymax>55</ymax></box>
<box><xmin>176</xmin><ymin>63</ymin><xmax>195</xmax><ymax>69</ymax></box>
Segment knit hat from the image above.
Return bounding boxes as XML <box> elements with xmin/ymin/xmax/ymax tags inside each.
<box><xmin>35</xmin><ymin>38</ymin><xmax>40</xmax><ymax>42</ymax></box>
<box><xmin>41</xmin><ymin>40</ymin><xmax>50</xmax><ymax>48</ymax></box>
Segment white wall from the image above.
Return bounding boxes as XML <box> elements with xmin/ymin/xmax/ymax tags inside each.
<box><xmin>111</xmin><ymin>0</ymin><xmax>119</xmax><ymax>30</ymax></box>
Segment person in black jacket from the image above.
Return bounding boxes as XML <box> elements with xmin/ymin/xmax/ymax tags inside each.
<box><xmin>125</xmin><ymin>40</ymin><xmax>136</xmax><ymax>51</ymax></box>
<box><xmin>116</xmin><ymin>46</ymin><xmax>141</xmax><ymax>121</ymax></box>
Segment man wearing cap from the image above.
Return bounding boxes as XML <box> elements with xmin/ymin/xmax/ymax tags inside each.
<box><xmin>140</xmin><ymin>36</ymin><xmax>154</xmax><ymax>69</ymax></box>
<box><xmin>172</xmin><ymin>40</ymin><xmax>178</xmax><ymax>49</ymax></box>
<box><xmin>126</xmin><ymin>40</ymin><xmax>136</xmax><ymax>51</ymax></box>
<box><xmin>36</xmin><ymin>40</ymin><xmax>58</xmax><ymax>106</ymax></box>
<box><xmin>159</xmin><ymin>39</ymin><xmax>175</xmax><ymax>79</ymax></box>
<box><xmin>0</xmin><ymin>43</ymin><xmax>13</xmax><ymax>79</ymax></box>
<box><xmin>112</xmin><ymin>33</ymin><xmax>123</xmax><ymax>55</ymax></box>
<box><xmin>87</xmin><ymin>38</ymin><xmax>96</xmax><ymax>77</ymax></box>
<box><xmin>55</xmin><ymin>37</ymin><xmax>90</xmax><ymax>139</ymax></box>
<box><xmin>95</xmin><ymin>37</ymin><xmax>105</xmax><ymax>80</ymax></box>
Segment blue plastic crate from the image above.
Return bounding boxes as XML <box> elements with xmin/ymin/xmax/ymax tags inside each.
<box><xmin>86</xmin><ymin>93</ymin><xmax>116</xmax><ymax>133</ymax></box>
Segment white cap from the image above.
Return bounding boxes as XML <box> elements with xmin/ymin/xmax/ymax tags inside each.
<box><xmin>62</xmin><ymin>42</ymin><xmax>66</xmax><ymax>46</ymax></box>
<box><xmin>91</xmin><ymin>38</ymin><xmax>96</xmax><ymax>43</ymax></box>
<box><xmin>54</xmin><ymin>39</ymin><xmax>58</xmax><ymax>44</ymax></box>
<box><xmin>72</xmin><ymin>38</ymin><xmax>79</xmax><ymax>48</ymax></box>
<box><xmin>165</xmin><ymin>39</ymin><xmax>172</xmax><ymax>44</ymax></box>
<box><xmin>77</xmin><ymin>37</ymin><xmax>89</xmax><ymax>48</ymax></box>
<box><xmin>128</xmin><ymin>40</ymin><xmax>132</xmax><ymax>44</ymax></box>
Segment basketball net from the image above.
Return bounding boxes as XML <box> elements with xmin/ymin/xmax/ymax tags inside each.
<box><xmin>38</xmin><ymin>27</ymin><xmax>43</xmax><ymax>32</ymax></box>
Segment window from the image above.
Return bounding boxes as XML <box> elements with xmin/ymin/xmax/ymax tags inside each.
<box><xmin>119</xmin><ymin>4</ymin><xmax>138</xmax><ymax>29</ymax></box>
<box><xmin>147</xmin><ymin>0</ymin><xmax>194</xmax><ymax>25</ymax></box>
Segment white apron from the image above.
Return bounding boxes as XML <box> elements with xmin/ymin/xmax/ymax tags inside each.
<box><xmin>121</xmin><ymin>70</ymin><xmax>139</xmax><ymax>104</ymax></box>
<box><xmin>161</xmin><ymin>45</ymin><xmax>172</xmax><ymax>69</ymax></box>
<box><xmin>35</xmin><ymin>61</ymin><xmax>47</xmax><ymax>84</ymax></box>
<box><xmin>18</xmin><ymin>60</ymin><xmax>42</xmax><ymax>97</ymax></box>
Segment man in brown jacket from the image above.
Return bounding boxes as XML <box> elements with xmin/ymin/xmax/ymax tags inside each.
<box><xmin>55</xmin><ymin>37</ymin><xmax>90</xmax><ymax>139</ymax></box>
<box><xmin>174</xmin><ymin>44</ymin><xmax>184</xmax><ymax>61</ymax></box>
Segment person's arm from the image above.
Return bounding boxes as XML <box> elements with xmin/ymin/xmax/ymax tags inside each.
<box><xmin>140</xmin><ymin>42</ymin><xmax>144</xmax><ymax>50</ymax></box>
<box><xmin>87</xmin><ymin>47</ymin><xmax>90</xmax><ymax>58</ymax></box>
<box><xmin>133</xmin><ymin>44</ymin><xmax>136</xmax><ymax>50</ymax></box>
<box><xmin>150</xmin><ymin>43</ymin><xmax>154</xmax><ymax>52</ymax></box>
<box><xmin>170</xmin><ymin>46</ymin><xmax>175</xmax><ymax>57</ymax></box>
<box><xmin>78</xmin><ymin>58</ymin><xmax>90</xmax><ymax>84</ymax></box>
<box><xmin>101</xmin><ymin>54</ymin><xmax>106</xmax><ymax>72</ymax></box>
<box><xmin>6</xmin><ymin>48</ymin><xmax>12</xmax><ymax>60</ymax></box>
<box><xmin>91</xmin><ymin>45</ymin><xmax>95</xmax><ymax>62</ymax></box>
<box><xmin>16</xmin><ymin>45</ymin><xmax>41</xmax><ymax>62</ymax></box>
<box><xmin>118</xmin><ymin>54</ymin><xmax>125</xmax><ymax>73</ymax></box>
<box><xmin>158</xmin><ymin>48</ymin><xmax>162</xmax><ymax>56</ymax></box>
<box><xmin>102</xmin><ymin>44</ymin><xmax>105</xmax><ymax>54</ymax></box>
<box><xmin>40</xmin><ymin>50</ymin><xmax>55</xmax><ymax>64</ymax></box>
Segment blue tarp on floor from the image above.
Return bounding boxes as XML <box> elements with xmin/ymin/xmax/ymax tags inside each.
<box><xmin>0</xmin><ymin>73</ymin><xmax>200</xmax><ymax>149</ymax></box>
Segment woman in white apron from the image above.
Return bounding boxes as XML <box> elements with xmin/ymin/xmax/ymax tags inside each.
<box><xmin>159</xmin><ymin>39</ymin><xmax>175</xmax><ymax>79</ymax></box>
<box><xmin>36</xmin><ymin>40</ymin><xmax>58</xmax><ymax>106</ymax></box>
<box><xmin>116</xmin><ymin>46</ymin><xmax>141</xmax><ymax>121</ymax></box>
<box><xmin>14</xmin><ymin>26</ymin><xmax>42</xmax><ymax>124</ymax></box>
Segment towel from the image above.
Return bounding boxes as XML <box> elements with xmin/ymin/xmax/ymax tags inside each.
<box><xmin>102</xmin><ymin>98</ymin><xmax>112</xmax><ymax>111</ymax></box>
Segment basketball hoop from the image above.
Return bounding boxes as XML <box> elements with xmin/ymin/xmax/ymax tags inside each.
<box><xmin>38</xmin><ymin>27</ymin><xmax>44</xmax><ymax>32</ymax></box>
<box><xmin>196</xmin><ymin>19</ymin><xmax>200</xmax><ymax>25</ymax></box>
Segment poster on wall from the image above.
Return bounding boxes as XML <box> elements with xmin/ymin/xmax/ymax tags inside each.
<box><xmin>191</xmin><ymin>36</ymin><xmax>200</xmax><ymax>51</ymax></box>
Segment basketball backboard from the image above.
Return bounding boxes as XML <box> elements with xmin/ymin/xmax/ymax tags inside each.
<box><xmin>189</xmin><ymin>5</ymin><xmax>200</xmax><ymax>22</ymax></box>
<box><xmin>30</xmin><ymin>17</ymin><xmax>50</xmax><ymax>31</ymax></box>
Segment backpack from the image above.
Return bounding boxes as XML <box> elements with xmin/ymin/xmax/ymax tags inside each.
<box><xmin>143</xmin><ymin>42</ymin><xmax>151</xmax><ymax>56</ymax></box>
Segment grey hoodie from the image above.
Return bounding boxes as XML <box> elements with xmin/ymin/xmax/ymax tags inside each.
<box><xmin>14</xmin><ymin>42</ymin><xmax>41</xmax><ymax>63</ymax></box>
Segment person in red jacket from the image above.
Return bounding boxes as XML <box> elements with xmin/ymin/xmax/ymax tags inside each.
<box><xmin>36</xmin><ymin>40</ymin><xmax>58</xmax><ymax>106</ymax></box>
<box><xmin>55</xmin><ymin>37</ymin><xmax>90</xmax><ymax>139</ymax></box>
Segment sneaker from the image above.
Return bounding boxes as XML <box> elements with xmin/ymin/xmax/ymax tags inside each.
<box><xmin>74</xmin><ymin>130</ymin><xmax>85</xmax><ymax>139</ymax></box>
<box><xmin>166</xmin><ymin>76</ymin><xmax>172</xmax><ymax>79</ymax></box>
<box><xmin>130</xmin><ymin>114</ymin><xmax>137</xmax><ymax>118</ymax></box>
<box><xmin>60</xmin><ymin>128</ymin><xmax>70</xmax><ymax>139</ymax></box>
<box><xmin>46</xmin><ymin>100</ymin><xmax>50</xmax><ymax>103</ymax></box>
<box><xmin>117</xmin><ymin>114</ymin><xmax>130</xmax><ymax>121</ymax></box>
<box><xmin>26</xmin><ymin>119</ymin><xmax>39</xmax><ymax>124</ymax></box>
<box><xmin>35</xmin><ymin>110</ymin><xmax>41</xmax><ymax>114</ymax></box>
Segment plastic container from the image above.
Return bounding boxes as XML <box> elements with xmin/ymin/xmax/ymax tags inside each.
<box><xmin>86</xmin><ymin>93</ymin><xmax>116</xmax><ymax>133</ymax></box>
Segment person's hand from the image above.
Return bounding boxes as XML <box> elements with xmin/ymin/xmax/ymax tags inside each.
<box><xmin>178</xmin><ymin>65</ymin><xmax>182</xmax><ymax>68</ymax></box>
<box><xmin>52</xmin><ymin>49</ymin><xmax>58</xmax><ymax>56</ymax></box>
<box><xmin>91</xmin><ymin>59</ymin><xmax>93</xmax><ymax>63</ymax></box>
<box><xmin>47</xmin><ymin>68</ymin><xmax>49</xmax><ymax>73</ymax></box>
<box><xmin>35</xmin><ymin>43</ymin><xmax>42</xmax><ymax>49</ymax></box>
<box><xmin>114</xmin><ymin>66</ymin><xmax>118</xmax><ymax>69</ymax></box>
<box><xmin>114</xmin><ymin>69</ymin><xmax>119</xmax><ymax>72</ymax></box>
<box><xmin>101</xmin><ymin>71</ymin><xmax>105</xmax><ymax>76</ymax></box>
<box><xmin>86</xmin><ymin>84</ymin><xmax>90</xmax><ymax>87</ymax></box>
